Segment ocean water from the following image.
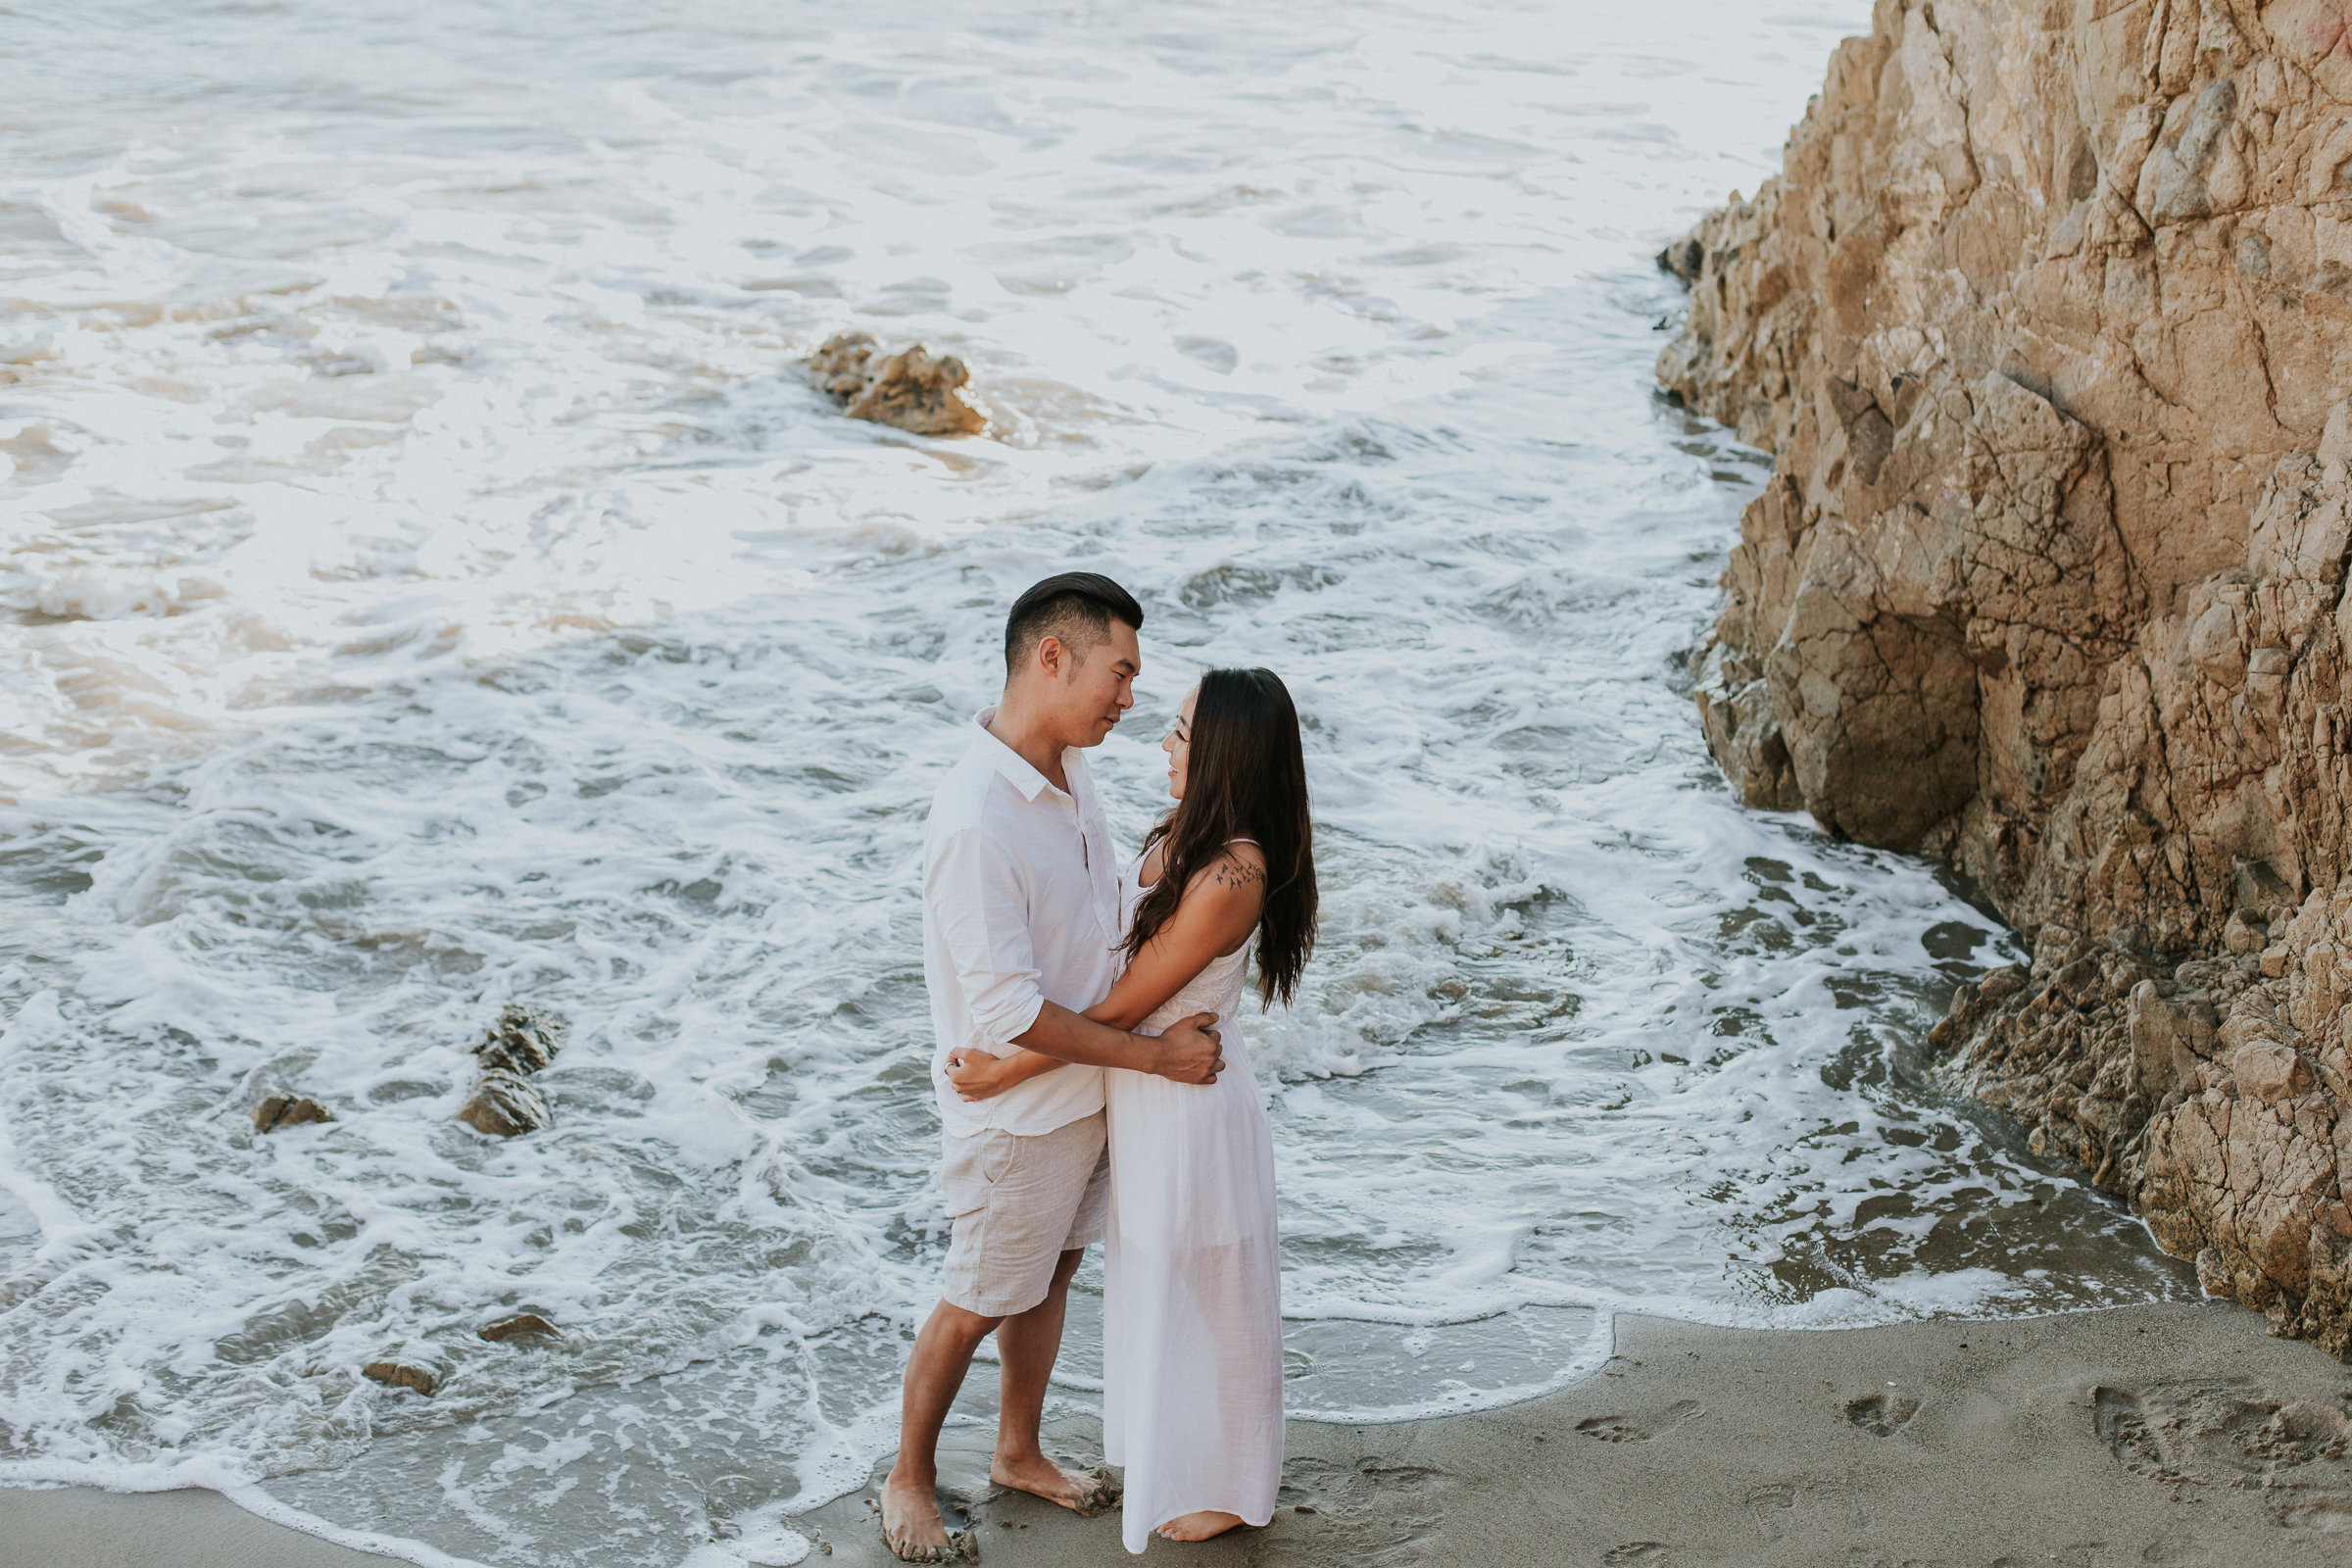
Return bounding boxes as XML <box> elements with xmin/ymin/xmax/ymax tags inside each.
<box><xmin>0</xmin><ymin>2</ymin><xmax>2194</xmax><ymax>1563</ymax></box>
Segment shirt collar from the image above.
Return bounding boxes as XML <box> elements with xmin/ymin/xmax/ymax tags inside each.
<box><xmin>972</xmin><ymin>707</ymin><xmax>1078</xmax><ymax>804</ymax></box>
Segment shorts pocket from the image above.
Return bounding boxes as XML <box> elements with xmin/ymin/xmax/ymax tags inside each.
<box><xmin>978</xmin><ymin>1130</ymin><xmax>1019</xmax><ymax>1186</ymax></box>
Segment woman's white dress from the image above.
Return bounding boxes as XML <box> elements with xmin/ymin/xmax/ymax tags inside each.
<box><xmin>1102</xmin><ymin>857</ymin><xmax>1284</xmax><ymax>1553</ymax></box>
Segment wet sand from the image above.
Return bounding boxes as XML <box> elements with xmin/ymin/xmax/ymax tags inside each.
<box><xmin>11</xmin><ymin>1299</ymin><xmax>2349</xmax><ymax>1567</ymax></box>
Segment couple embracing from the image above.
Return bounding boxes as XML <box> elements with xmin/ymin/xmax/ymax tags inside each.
<box><xmin>882</xmin><ymin>572</ymin><xmax>1316</xmax><ymax>1559</ymax></box>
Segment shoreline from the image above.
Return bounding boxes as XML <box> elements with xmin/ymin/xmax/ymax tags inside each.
<box><xmin>11</xmin><ymin>1298</ymin><xmax>2348</xmax><ymax>1567</ymax></box>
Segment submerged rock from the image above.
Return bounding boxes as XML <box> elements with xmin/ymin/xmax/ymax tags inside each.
<box><xmin>362</xmin><ymin>1358</ymin><xmax>438</xmax><ymax>1396</ymax></box>
<box><xmin>454</xmin><ymin>1067</ymin><xmax>549</xmax><ymax>1139</ymax></box>
<box><xmin>251</xmin><ymin>1095</ymin><xmax>333</xmax><ymax>1133</ymax></box>
<box><xmin>1657</xmin><ymin>0</ymin><xmax>2352</xmax><ymax>1356</ymax></box>
<box><xmin>478</xmin><ymin>1312</ymin><xmax>560</xmax><ymax>1344</ymax></box>
<box><xmin>808</xmin><ymin>331</ymin><xmax>987</xmax><ymax>436</ymax></box>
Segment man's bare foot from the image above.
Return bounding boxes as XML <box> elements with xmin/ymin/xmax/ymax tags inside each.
<box><xmin>1154</xmin><ymin>1510</ymin><xmax>1245</xmax><ymax>1542</ymax></box>
<box><xmin>879</xmin><ymin>1475</ymin><xmax>956</xmax><ymax>1563</ymax></box>
<box><xmin>990</xmin><ymin>1451</ymin><xmax>1118</xmax><ymax>1517</ymax></box>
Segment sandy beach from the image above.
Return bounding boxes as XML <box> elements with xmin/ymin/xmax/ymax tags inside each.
<box><xmin>12</xmin><ymin>1298</ymin><xmax>2347</xmax><ymax>1568</ymax></box>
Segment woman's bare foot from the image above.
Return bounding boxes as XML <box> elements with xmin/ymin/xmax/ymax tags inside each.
<box><xmin>1154</xmin><ymin>1510</ymin><xmax>1246</xmax><ymax>1542</ymax></box>
<box><xmin>879</xmin><ymin>1474</ymin><xmax>956</xmax><ymax>1563</ymax></box>
<box><xmin>990</xmin><ymin>1450</ymin><xmax>1118</xmax><ymax>1516</ymax></box>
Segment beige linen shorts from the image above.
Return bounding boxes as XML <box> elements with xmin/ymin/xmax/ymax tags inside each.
<box><xmin>940</xmin><ymin>1111</ymin><xmax>1110</xmax><ymax>1319</ymax></box>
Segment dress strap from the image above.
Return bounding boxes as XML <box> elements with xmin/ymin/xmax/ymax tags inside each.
<box><xmin>1225</xmin><ymin>837</ymin><xmax>1260</xmax><ymax>847</ymax></box>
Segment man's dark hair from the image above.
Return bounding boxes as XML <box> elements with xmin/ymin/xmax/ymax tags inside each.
<box><xmin>1004</xmin><ymin>571</ymin><xmax>1144</xmax><ymax>674</ymax></box>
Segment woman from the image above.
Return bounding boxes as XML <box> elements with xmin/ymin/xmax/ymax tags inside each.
<box><xmin>946</xmin><ymin>666</ymin><xmax>1316</xmax><ymax>1550</ymax></box>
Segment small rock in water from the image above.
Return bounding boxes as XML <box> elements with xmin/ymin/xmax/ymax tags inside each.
<box><xmin>454</xmin><ymin>1068</ymin><xmax>550</xmax><ymax>1138</ymax></box>
<box><xmin>362</xmin><ymin>1359</ymin><xmax>438</xmax><ymax>1396</ymax></box>
<box><xmin>453</xmin><ymin>1004</ymin><xmax>565</xmax><ymax>1136</ymax></box>
<box><xmin>479</xmin><ymin>1312</ymin><xmax>560</xmax><ymax>1344</ymax></box>
<box><xmin>808</xmin><ymin>331</ymin><xmax>987</xmax><ymax>436</ymax></box>
<box><xmin>251</xmin><ymin>1095</ymin><xmax>333</xmax><ymax>1133</ymax></box>
<box><xmin>474</xmin><ymin>1004</ymin><xmax>565</xmax><ymax>1077</ymax></box>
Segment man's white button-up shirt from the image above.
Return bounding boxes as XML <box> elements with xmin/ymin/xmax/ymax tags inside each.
<box><xmin>923</xmin><ymin>707</ymin><xmax>1122</xmax><ymax>1139</ymax></box>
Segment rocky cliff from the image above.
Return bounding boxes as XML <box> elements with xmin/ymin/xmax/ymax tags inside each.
<box><xmin>1657</xmin><ymin>0</ymin><xmax>2352</xmax><ymax>1351</ymax></box>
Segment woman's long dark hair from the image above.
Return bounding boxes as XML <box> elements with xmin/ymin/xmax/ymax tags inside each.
<box><xmin>1122</xmin><ymin>667</ymin><xmax>1316</xmax><ymax>1008</ymax></box>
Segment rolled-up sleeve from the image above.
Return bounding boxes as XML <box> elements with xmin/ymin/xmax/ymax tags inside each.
<box><xmin>926</xmin><ymin>825</ymin><xmax>1046</xmax><ymax>1047</ymax></box>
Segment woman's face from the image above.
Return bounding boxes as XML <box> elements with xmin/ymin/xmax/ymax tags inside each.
<box><xmin>1161</xmin><ymin>686</ymin><xmax>1197</xmax><ymax>801</ymax></box>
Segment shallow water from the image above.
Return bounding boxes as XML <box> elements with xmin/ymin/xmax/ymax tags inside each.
<box><xmin>1</xmin><ymin>2</ymin><xmax>2193</xmax><ymax>1563</ymax></box>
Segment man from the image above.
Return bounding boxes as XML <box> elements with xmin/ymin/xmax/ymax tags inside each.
<box><xmin>881</xmin><ymin>571</ymin><xmax>1225</xmax><ymax>1563</ymax></box>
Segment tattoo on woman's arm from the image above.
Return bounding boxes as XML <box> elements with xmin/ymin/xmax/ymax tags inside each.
<box><xmin>1213</xmin><ymin>860</ymin><xmax>1265</xmax><ymax>889</ymax></box>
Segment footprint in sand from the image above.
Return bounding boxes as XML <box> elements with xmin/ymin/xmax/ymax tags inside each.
<box><xmin>1743</xmin><ymin>1481</ymin><xmax>1795</xmax><ymax>1540</ymax></box>
<box><xmin>1265</xmin><ymin>1453</ymin><xmax>1443</xmax><ymax>1566</ymax></box>
<box><xmin>1844</xmin><ymin>1392</ymin><xmax>1922</xmax><ymax>1437</ymax></box>
<box><xmin>1598</xmin><ymin>1544</ymin><xmax>1668</xmax><ymax>1565</ymax></box>
<box><xmin>1740</xmin><ymin>1478</ymin><xmax>1865</xmax><ymax>1544</ymax></box>
<box><xmin>2091</xmin><ymin>1380</ymin><xmax>2352</xmax><ymax>1527</ymax></box>
<box><xmin>1574</xmin><ymin>1399</ymin><xmax>1703</xmax><ymax>1443</ymax></box>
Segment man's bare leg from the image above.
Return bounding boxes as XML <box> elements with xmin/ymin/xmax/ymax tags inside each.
<box><xmin>882</xmin><ymin>1300</ymin><xmax>999</xmax><ymax>1562</ymax></box>
<box><xmin>990</xmin><ymin>1248</ymin><xmax>1111</xmax><ymax>1510</ymax></box>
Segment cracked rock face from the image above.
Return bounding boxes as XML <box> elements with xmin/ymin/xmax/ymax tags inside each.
<box><xmin>1658</xmin><ymin>0</ymin><xmax>2352</xmax><ymax>1352</ymax></box>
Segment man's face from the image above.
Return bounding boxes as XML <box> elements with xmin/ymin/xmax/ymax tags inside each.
<box><xmin>1045</xmin><ymin>618</ymin><xmax>1139</xmax><ymax>748</ymax></box>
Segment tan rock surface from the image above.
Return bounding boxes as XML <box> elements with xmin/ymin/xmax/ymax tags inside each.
<box><xmin>1659</xmin><ymin>0</ymin><xmax>2352</xmax><ymax>1351</ymax></box>
<box><xmin>808</xmin><ymin>331</ymin><xmax>987</xmax><ymax>436</ymax></box>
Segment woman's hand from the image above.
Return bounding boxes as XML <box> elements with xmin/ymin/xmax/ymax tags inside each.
<box><xmin>944</xmin><ymin>1047</ymin><xmax>1060</xmax><ymax>1102</ymax></box>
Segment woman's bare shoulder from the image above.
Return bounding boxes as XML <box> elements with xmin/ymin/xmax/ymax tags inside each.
<box><xmin>1196</xmin><ymin>839</ymin><xmax>1267</xmax><ymax>896</ymax></box>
